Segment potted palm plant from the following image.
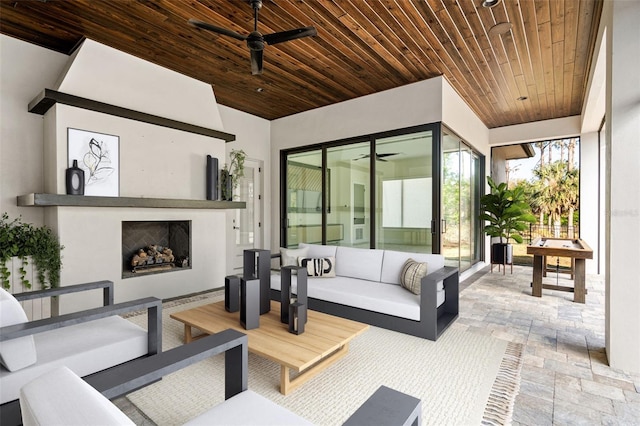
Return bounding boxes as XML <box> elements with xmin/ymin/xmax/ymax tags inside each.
<box><xmin>220</xmin><ymin>149</ymin><xmax>246</xmax><ymax>201</ymax></box>
<box><xmin>479</xmin><ymin>176</ymin><xmax>536</xmax><ymax>266</ymax></box>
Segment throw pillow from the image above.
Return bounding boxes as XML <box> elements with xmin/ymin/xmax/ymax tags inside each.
<box><xmin>298</xmin><ymin>256</ymin><xmax>336</xmax><ymax>277</ymax></box>
<box><xmin>400</xmin><ymin>259</ymin><xmax>428</xmax><ymax>295</ymax></box>
<box><xmin>0</xmin><ymin>288</ymin><xmax>37</xmax><ymax>371</ymax></box>
<box><xmin>280</xmin><ymin>247</ymin><xmax>309</xmax><ymax>267</ymax></box>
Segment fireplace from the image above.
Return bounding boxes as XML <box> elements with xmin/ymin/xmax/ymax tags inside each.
<box><xmin>122</xmin><ymin>220</ymin><xmax>191</xmax><ymax>279</ymax></box>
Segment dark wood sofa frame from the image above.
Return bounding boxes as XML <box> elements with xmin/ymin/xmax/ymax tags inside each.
<box><xmin>271</xmin><ymin>264</ymin><xmax>459</xmax><ymax>341</ymax></box>
<box><xmin>0</xmin><ymin>280</ymin><xmax>162</xmax><ymax>425</ymax></box>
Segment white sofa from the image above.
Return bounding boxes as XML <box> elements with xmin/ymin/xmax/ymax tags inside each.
<box><xmin>0</xmin><ymin>281</ymin><xmax>161</xmax><ymax>425</ymax></box>
<box><xmin>271</xmin><ymin>243</ymin><xmax>459</xmax><ymax>341</ymax></box>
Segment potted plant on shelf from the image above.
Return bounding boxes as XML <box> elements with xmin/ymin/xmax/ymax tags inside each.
<box><xmin>220</xmin><ymin>149</ymin><xmax>246</xmax><ymax>201</ymax></box>
<box><xmin>479</xmin><ymin>176</ymin><xmax>536</xmax><ymax>266</ymax></box>
<box><xmin>0</xmin><ymin>213</ymin><xmax>63</xmax><ymax>290</ymax></box>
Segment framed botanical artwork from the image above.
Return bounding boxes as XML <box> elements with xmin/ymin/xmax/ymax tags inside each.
<box><xmin>67</xmin><ymin>128</ymin><xmax>120</xmax><ymax>197</ymax></box>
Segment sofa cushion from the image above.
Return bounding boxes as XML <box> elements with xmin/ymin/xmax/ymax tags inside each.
<box><xmin>0</xmin><ymin>288</ymin><xmax>37</xmax><ymax>372</ymax></box>
<box><xmin>400</xmin><ymin>259</ymin><xmax>428</xmax><ymax>295</ymax></box>
<box><xmin>185</xmin><ymin>389</ymin><xmax>313</xmax><ymax>426</ymax></box>
<box><xmin>298</xmin><ymin>243</ymin><xmax>337</xmax><ymax>258</ymax></box>
<box><xmin>381</xmin><ymin>250</ymin><xmax>445</xmax><ymax>285</ymax></box>
<box><xmin>0</xmin><ymin>315</ymin><xmax>148</xmax><ymax>404</ymax></box>
<box><xmin>280</xmin><ymin>246</ymin><xmax>309</xmax><ymax>267</ymax></box>
<box><xmin>298</xmin><ymin>256</ymin><xmax>336</xmax><ymax>277</ymax></box>
<box><xmin>271</xmin><ymin>274</ymin><xmax>429</xmax><ymax>320</ymax></box>
<box><xmin>335</xmin><ymin>246</ymin><xmax>384</xmax><ymax>282</ymax></box>
<box><xmin>19</xmin><ymin>366</ymin><xmax>135</xmax><ymax>426</ymax></box>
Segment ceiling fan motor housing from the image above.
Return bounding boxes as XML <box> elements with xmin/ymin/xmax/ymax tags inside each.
<box><xmin>247</xmin><ymin>32</ymin><xmax>265</xmax><ymax>51</ymax></box>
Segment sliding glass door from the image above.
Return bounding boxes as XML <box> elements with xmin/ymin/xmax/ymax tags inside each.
<box><xmin>285</xmin><ymin>150</ymin><xmax>323</xmax><ymax>246</ymax></box>
<box><xmin>375</xmin><ymin>131</ymin><xmax>433</xmax><ymax>253</ymax></box>
<box><xmin>281</xmin><ymin>124</ymin><xmax>483</xmax><ymax>272</ymax></box>
<box><xmin>326</xmin><ymin>142</ymin><xmax>371</xmax><ymax>247</ymax></box>
<box><xmin>442</xmin><ymin>127</ymin><xmax>482</xmax><ymax>270</ymax></box>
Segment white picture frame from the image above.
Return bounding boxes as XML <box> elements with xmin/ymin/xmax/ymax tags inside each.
<box><xmin>67</xmin><ymin>128</ymin><xmax>120</xmax><ymax>197</ymax></box>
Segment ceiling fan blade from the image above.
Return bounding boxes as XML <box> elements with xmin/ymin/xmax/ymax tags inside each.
<box><xmin>188</xmin><ymin>19</ymin><xmax>247</xmax><ymax>41</ymax></box>
<box><xmin>250</xmin><ymin>49</ymin><xmax>263</xmax><ymax>75</ymax></box>
<box><xmin>263</xmin><ymin>26</ymin><xmax>317</xmax><ymax>45</ymax></box>
<box><xmin>377</xmin><ymin>153</ymin><xmax>400</xmax><ymax>158</ymax></box>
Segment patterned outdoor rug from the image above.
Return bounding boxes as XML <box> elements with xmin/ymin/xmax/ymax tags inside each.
<box><xmin>124</xmin><ymin>290</ymin><xmax>523</xmax><ymax>425</ymax></box>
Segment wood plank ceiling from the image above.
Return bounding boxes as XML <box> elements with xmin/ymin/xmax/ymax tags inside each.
<box><xmin>0</xmin><ymin>0</ymin><xmax>602</xmax><ymax>128</ymax></box>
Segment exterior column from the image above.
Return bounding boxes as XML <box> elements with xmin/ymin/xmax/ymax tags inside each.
<box><xmin>605</xmin><ymin>0</ymin><xmax>640</xmax><ymax>373</ymax></box>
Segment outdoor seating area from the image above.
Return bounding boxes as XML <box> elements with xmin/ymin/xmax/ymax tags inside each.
<box><xmin>1</xmin><ymin>1</ymin><xmax>639</xmax><ymax>424</ymax></box>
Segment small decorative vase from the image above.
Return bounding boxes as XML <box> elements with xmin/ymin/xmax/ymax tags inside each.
<box><xmin>221</xmin><ymin>170</ymin><xmax>233</xmax><ymax>201</ymax></box>
<box><xmin>66</xmin><ymin>159</ymin><xmax>85</xmax><ymax>195</ymax></box>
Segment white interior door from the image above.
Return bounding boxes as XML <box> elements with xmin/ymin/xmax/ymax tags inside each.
<box><xmin>228</xmin><ymin>158</ymin><xmax>263</xmax><ymax>274</ymax></box>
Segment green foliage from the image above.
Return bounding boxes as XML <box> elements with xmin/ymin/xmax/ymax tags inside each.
<box><xmin>221</xmin><ymin>149</ymin><xmax>247</xmax><ymax>200</ymax></box>
<box><xmin>479</xmin><ymin>177</ymin><xmax>536</xmax><ymax>244</ymax></box>
<box><xmin>0</xmin><ymin>213</ymin><xmax>63</xmax><ymax>290</ymax></box>
<box><xmin>530</xmin><ymin>161</ymin><xmax>579</xmax><ymax>225</ymax></box>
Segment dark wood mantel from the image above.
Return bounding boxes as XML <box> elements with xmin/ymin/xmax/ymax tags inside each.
<box><xmin>17</xmin><ymin>193</ymin><xmax>245</xmax><ymax>209</ymax></box>
<box><xmin>28</xmin><ymin>89</ymin><xmax>236</xmax><ymax>142</ymax></box>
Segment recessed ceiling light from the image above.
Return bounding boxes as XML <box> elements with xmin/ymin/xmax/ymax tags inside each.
<box><xmin>488</xmin><ymin>22</ymin><xmax>512</xmax><ymax>36</ymax></box>
<box><xmin>517</xmin><ymin>96</ymin><xmax>528</xmax><ymax>101</ymax></box>
<box><xmin>482</xmin><ymin>0</ymin><xmax>501</xmax><ymax>8</ymax></box>
<box><xmin>256</xmin><ymin>87</ymin><xmax>264</xmax><ymax>93</ymax></box>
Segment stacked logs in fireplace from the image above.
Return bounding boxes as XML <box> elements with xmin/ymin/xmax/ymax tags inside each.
<box><xmin>130</xmin><ymin>244</ymin><xmax>187</xmax><ymax>273</ymax></box>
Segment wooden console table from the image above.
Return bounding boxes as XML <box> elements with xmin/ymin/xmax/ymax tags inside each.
<box><xmin>527</xmin><ymin>237</ymin><xmax>593</xmax><ymax>303</ymax></box>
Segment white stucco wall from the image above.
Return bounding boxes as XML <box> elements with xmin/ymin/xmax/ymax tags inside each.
<box><xmin>489</xmin><ymin>116</ymin><xmax>582</xmax><ymax>146</ymax></box>
<box><xmin>0</xmin><ymin>34</ymin><xmax>68</xmax><ymax>223</ymax></box>
<box><xmin>56</xmin><ymin>39</ymin><xmax>224</xmax><ymax>131</ymax></box>
<box><xmin>579</xmin><ymin>132</ymin><xmax>600</xmax><ymax>275</ymax></box>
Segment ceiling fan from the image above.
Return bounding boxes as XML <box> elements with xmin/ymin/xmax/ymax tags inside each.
<box><xmin>354</xmin><ymin>153</ymin><xmax>401</xmax><ymax>162</ymax></box>
<box><xmin>188</xmin><ymin>0</ymin><xmax>317</xmax><ymax>75</ymax></box>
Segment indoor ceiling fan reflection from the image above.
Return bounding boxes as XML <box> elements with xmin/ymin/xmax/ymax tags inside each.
<box><xmin>354</xmin><ymin>153</ymin><xmax>401</xmax><ymax>162</ymax></box>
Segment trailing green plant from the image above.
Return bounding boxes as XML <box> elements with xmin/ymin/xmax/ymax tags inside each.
<box><xmin>221</xmin><ymin>149</ymin><xmax>247</xmax><ymax>200</ymax></box>
<box><xmin>0</xmin><ymin>213</ymin><xmax>63</xmax><ymax>290</ymax></box>
<box><xmin>479</xmin><ymin>177</ymin><xmax>536</xmax><ymax>244</ymax></box>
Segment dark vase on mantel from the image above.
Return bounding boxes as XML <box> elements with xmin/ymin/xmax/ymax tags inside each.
<box><xmin>220</xmin><ymin>170</ymin><xmax>233</xmax><ymax>201</ymax></box>
<box><xmin>66</xmin><ymin>160</ymin><xmax>85</xmax><ymax>195</ymax></box>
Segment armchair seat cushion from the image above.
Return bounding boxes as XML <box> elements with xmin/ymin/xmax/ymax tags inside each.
<box><xmin>185</xmin><ymin>389</ymin><xmax>313</xmax><ymax>426</ymax></box>
<box><xmin>1</xmin><ymin>316</ymin><xmax>147</xmax><ymax>404</ymax></box>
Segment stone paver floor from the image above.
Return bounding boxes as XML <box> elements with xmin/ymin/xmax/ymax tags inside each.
<box><xmin>455</xmin><ymin>265</ymin><xmax>640</xmax><ymax>425</ymax></box>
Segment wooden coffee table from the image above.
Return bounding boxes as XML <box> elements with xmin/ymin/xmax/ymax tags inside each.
<box><xmin>170</xmin><ymin>300</ymin><xmax>369</xmax><ymax>395</ymax></box>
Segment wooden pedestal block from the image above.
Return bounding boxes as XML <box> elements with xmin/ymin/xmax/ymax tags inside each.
<box><xmin>240</xmin><ymin>278</ymin><xmax>260</xmax><ymax>330</ymax></box>
<box><xmin>225</xmin><ymin>275</ymin><xmax>240</xmax><ymax>313</ymax></box>
<box><xmin>243</xmin><ymin>249</ymin><xmax>271</xmax><ymax>315</ymax></box>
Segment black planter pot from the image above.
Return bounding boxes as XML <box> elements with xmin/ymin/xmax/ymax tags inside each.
<box><xmin>491</xmin><ymin>243</ymin><xmax>513</xmax><ymax>265</ymax></box>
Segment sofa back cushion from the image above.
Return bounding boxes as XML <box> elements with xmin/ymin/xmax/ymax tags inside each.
<box><xmin>335</xmin><ymin>246</ymin><xmax>384</xmax><ymax>282</ymax></box>
<box><xmin>381</xmin><ymin>251</ymin><xmax>445</xmax><ymax>285</ymax></box>
<box><xmin>280</xmin><ymin>246</ymin><xmax>309</xmax><ymax>267</ymax></box>
<box><xmin>298</xmin><ymin>243</ymin><xmax>337</xmax><ymax>258</ymax></box>
<box><xmin>0</xmin><ymin>288</ymin><xmax>37</xmax><ymax>372</ymax></box>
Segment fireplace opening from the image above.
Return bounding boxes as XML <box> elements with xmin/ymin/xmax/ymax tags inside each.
<box><xmin>122</xmin><ymin>220</ymin><xmax>191</xmax><ymax>279</ymax></box>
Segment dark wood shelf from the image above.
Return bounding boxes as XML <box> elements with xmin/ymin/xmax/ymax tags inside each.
<box><xmin>28</xmin><ymin>89</ymin><xmax>236</xmax><ymax>142</ymax></box>
<box><xmin>17</xmin><ymin>193</ymin><xmax>245</xmax><ymax>209</ymax></box>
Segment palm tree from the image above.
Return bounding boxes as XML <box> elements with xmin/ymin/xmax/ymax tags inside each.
<box><xmin>532</xmin><ymin>161</ymin><xmax>579</xmax><ymax>238</ymax></box>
